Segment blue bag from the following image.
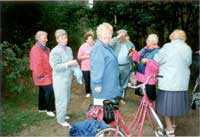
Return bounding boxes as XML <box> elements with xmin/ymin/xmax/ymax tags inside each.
<box><xmin>69</xmin><ymin>119</ymin><xmax>107</xmax><ymax>137</ymax></box>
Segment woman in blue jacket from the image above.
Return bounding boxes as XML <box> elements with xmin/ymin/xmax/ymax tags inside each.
<box><xmin>90</xmin><ymin>22</ymin><xmax>122</xmax><ymax>106</ymax></box>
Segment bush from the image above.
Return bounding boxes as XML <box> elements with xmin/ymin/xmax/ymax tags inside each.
<box><xmin>1</xmin><ymin>40</ymin><xmax>33</xmax><ymax>94</ymax></box>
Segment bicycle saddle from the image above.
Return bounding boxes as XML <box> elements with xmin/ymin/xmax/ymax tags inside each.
<box><xmin>103</xmin><ymin>96</ymin><xmax>121</xmax><ymax>106</ymax></box>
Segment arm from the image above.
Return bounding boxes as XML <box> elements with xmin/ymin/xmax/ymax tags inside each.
<box><xmin>90</xmin><ymin>47</ymin><xmax>105</xmax><ymax>92</ymax></box>
<box><xmin>127</xmin><ymin>40</ymin><xmax>135</xmax><ymax>49</ymax></box>
<box><xmin>49</xmin><ymin>52</ymin><xmax>68</xmax><ymax>72</ymax></box>
<box><xmin>77</xmin><ymin>44</ymin><xmax>89</xmax><ymax>61</ymax></box>
<box><xmin>49</xmin><ymin>48</ymin><xmax>77</xmax><ymax>73</ymax></box>
<box><xmin>131</xmin><ymin>50</ymin><xmax>140</xmax><ymax>62</ymax></box>
<box><xmin>30</xmin><ymin>46</ymin><xmax>44</xmax><ymax>79</ymax></box>
<box><xmin>187</xmin><ymin>47</ymin><xmax>192</xmax><ymax>66</ymax></box>
<box><xmin>153</xmin><ymin>44</ymin><xmax>168</xmax><ymax>65</ymax></box>
<box><xmin>145</xmin><ymin>59</ymin><xmax>159</xmax><ymax>75</ymax></box>
<box><xmin>109</xmin><ymin>37</ymin><xmax>119</xmax><ymax>49</ymax></box>
<box><xmin>141</xmin><ymin>49</ymin><xmax>159</xmax><ymax>64</ymax></box>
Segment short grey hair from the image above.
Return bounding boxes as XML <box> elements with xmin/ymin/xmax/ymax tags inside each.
<box><xmin>147</xmin><ymin>34</ymin><xmax>159</xmax><ymax>45</ymax></box>
<box><xmin>55</xmin><ymin>29</ymin><xmax>67</xmax><ymax>40</ymax></box>
<box><xmin>35</xmin><ymin>31</ymin><xmax>48</xmax><ymax>41</ymax></box>
<box><xmin>96</xmin><ymin>22</ymin><xmax>113</xmax><ymax>39</ymax></box>
<box><xmin>169</xmin><ymin>29</ymin><xmax>186</xmax><ymax>41</ymax></box>
<box><xmin>117</xmin><ymin>29</ymin><xmax>127</xmax><ymax>35</ymax></box>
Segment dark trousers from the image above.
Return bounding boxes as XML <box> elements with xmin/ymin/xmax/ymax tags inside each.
<box><xmin>38</xmin><ymin>84</ymin><xmax>55</xmax><ymax>111</ymax></box>
<box><xmin>83</xmin><ymin>71</ymin><xmax>91</xmax><ymax>94</ymax></box>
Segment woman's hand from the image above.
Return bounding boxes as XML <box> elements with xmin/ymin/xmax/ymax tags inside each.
<box><xmin>141</xmin><ymin>58</ymin><xmax>148</xmax><ymax>64</ymax></box>
<box><xmin>66</xmin><ymin>60</ymin><xmax>78</xmax><ymax>67</ymax></box>
<box><xmin>128</xmin><ymin>48</ymin><xmax>135</xmax><ymax>56</ymax></box>
<box><xmin>95</xmin><ymin>87</ymin><xmax>102</xmax><ymax>93</ymax></box>
<box><xmin>81</xmin><ymin>54</ymin><xmax>89</xmax><ymax>60</ymax></box>
<box><xmin>195</xmin><ymin>50</ymin><xmax>200</xmax><ymax>55</ymax></box>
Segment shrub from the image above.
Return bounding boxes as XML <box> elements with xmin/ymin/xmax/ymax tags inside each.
<box><xmin>1</xmin><ymin>40</ymin><xmax>33</xmax><ymax>94</ymax></box>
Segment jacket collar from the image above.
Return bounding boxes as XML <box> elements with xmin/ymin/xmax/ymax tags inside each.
<box><xmin>36</xmin><ymin>42</ymin><xmax>48</xmax><ymax>49</ymax></box>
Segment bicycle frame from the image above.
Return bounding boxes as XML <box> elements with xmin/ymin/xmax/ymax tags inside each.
<box><xmin>127</xmin><ymin>74</ymin><xmax>163</xmax><ymax>137</ymax></box>
<box><xmin>110</xmin><ymin>93</ymin><xmax>156</xmax><ymax>137</ymax></box>
<box><xmin>106</xmin><ymin>75</ymin><xmax>163</xmax><ymax>137</ymax></box>
<box><xmin>128</xmin><ymin>93</ymin><xmax>156</xmax><ymax>136</ymax></box>
<box><xmin>110</xmin><ymin>109</ymin><xmax>130</xmax><ymax>136</ymax></box>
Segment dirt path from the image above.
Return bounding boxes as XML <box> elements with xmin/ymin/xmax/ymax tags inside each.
<box><xmin>13</xmin><ymin>81</ymin><xmax>200</xmax><ymax>136</ymax></box>
<box><xmin>14</xmin><ymin>111</ymin><xmax>199</xmax><ymax>136</ymax></box>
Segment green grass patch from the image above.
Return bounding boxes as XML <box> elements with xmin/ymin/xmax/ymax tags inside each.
<box><xmin>1</xmin><ymin>84</ymin><xmax>51</xmax><ymax>136</ymax></box>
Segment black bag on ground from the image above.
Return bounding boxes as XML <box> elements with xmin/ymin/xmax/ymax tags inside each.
<box><xmin>103</xmin><ymin>101</ymin><xmax>115</xmax><ymax>124</ymax></box>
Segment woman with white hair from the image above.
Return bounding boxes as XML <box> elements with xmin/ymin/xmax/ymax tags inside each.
<box><xmin>49</xmin><ymin>29</ymin><xmax>80</xmax><ymax>127</ymax></box>
<box><xmin>29</xmin><ymin>31</ymin><xmax>55</xmax><ymax>117</ymax></box>
<box><xmin>154</xmin><ymin>29</ymin><xmax>192</xmax><ymax>136</ymax></box>
<box><xmin>90</xmin><ymin>22</ymin><xmax>122</xmax><ymax>106</ymax></box>
<box><xmin>130</xmin><ymin>34</ymin><xmax>160</xmax><ymax>101</ymax></box>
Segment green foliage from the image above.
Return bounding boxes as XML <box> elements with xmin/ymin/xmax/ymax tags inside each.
<box><xmin>2</xmin><ymin>1</ymin><xmax>199</xmax><ymax>50</ymax></box>
<box><xmin>1</xmin><ymin>40</ymin><xmax>33</xmax><ymax>94</ymax></box>
<box><xmin>32</xmin><ymin>2</ymin><xmax>93</xmax><ymax>51</ymax></box>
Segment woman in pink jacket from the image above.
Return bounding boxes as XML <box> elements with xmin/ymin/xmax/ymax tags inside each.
<box><xmin>130</xmin><ymin>34</ymin><xmax>159</xmax><ymax>101</ymax></box>
<box><xmin>77</xmin><ymin>31</ymin><xmax>94</xmax><ymax>98</ymax></box>
<box><xmin>29</xmin><ymin>31</ymin><xmax>55</xmax><ymax>117</ymax></box>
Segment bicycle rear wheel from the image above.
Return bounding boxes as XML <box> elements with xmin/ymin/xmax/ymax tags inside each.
<box><xmin>95</xmin><ymin>127</ymin><xmax>125</xmax><ymax>137</ymax></box>
<box><xmin>149</xmin><ymin>106</ymin><xmax>168</xmax><ymax>137</ymax></box>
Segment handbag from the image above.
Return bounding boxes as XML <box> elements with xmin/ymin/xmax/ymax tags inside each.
<box><xmin>86</xmin><ymin>104</ymin><xmax>103</xmax><ymax>121</ymax></box>
<box><xmin>103</xmin><ymin>101</ymin><xmax>115</xmax><ymax>124</ymax></box>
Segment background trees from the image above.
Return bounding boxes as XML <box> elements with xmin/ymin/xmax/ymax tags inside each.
<box><xmin>1</xmin><ymin>1</ymin><xmax>199</xmax><ymax>94</ymax></box>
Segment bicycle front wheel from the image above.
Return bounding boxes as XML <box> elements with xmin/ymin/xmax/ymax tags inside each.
<box><xmin>149</xmin><ymin>106</ymin><xmax>167</xmax><ymax>137</ymax></box>
<box><xmin>95</xmin><ymin>127</ymin><xmax>125</xmax><ymax>137</ymax></box>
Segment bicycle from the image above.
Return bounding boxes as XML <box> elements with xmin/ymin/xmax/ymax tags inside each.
<box><xmin>191</xmin><ymin>74</ymin><xmax>200</xmax><ymax>109</ymax></box>
<box><xmin>95</xmin><ymin>75</ymin><xmax>168</xmax><ymax>137</ymax></box>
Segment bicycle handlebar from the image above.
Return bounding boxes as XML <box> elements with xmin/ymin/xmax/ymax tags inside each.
<box><xmin>128</xmin><ymin>74</ymin><xmax>163</xmax><ymax>89</ymax></box>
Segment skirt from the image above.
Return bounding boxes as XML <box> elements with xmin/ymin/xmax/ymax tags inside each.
<box><xmin>156</xmin><ymin>89</ymin><xmax>190</xmax><ymax>116</ymax></box>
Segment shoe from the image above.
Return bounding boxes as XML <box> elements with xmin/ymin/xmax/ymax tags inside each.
<box><xmin>58</xmin><ymin>121</ymin><xmax>71</xmax><ymax>128</ymax></box>
<box><xmin>120</xmin><ymin>99</ymin><xmax>126</xmax><ymax>105</ymax></box>
<box><xmin>157</xmin><ymin>128</ymin><xmax>175</xmax><ymax>136</ymax></box>
<box><xmin>46</xmin><ymin>111</ymin><xmax>55</xmax><ymax>117</ymax></box>
<box><xmin>166</xmin><ymin>130</ymin><xmax>175</xmax><ymax>137</ymax></box>
<box><xmin>38</xmin><ymin>110</ymin><xmax>47</xmax><ymax>113</ymax></box>
<box><xmin>85</xmin><ymin>94</ymin><xmax>91</xmax><ymax>98</ymax></box>
<box><xmin>172</xmin><ymin>124</ymin><xmax>177</xmax><ymax>130</ymax></box>
<box><xmin>65</xmin><ymin>115</ymin><xmax>70</xmax><ymax>120</ymax></box>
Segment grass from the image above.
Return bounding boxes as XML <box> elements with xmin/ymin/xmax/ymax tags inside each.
<box><xmin>1</xmin><ymin>82</ymin><xmax>51</xmax><ymax>136</ymax></box>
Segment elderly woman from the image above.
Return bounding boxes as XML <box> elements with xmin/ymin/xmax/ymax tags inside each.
<box><xmin>154</xmin><ymin>29</ymin><xmax>192</xmax><ymax>136</ymax></box>
<box><xmin>29</xmin><ymin>31</ymin><xmax>55</xmax><ymax>117</ymax></box>
<box><xmin>131</xmin><ymin>34</ymin><xmax>160</xmax><ymax>101</ymax></box>
<box><xmin>90</xmin><ymin>22</ymin><xmax>122</xmax><ymax>106</ymax></box>
<box><xmin>77</xmin><ymin>31</ymin><xmax>94</xmax><ymax>98</ymax></box>
<box><xmin>110</xmin><ymin>29</ymin><xmax>135</xmax><ymax>100</ymax></box>
<box><xmin>49</xmin><ymin>29</ymin><xmax>81</xmax><ymax>127</ymax></box>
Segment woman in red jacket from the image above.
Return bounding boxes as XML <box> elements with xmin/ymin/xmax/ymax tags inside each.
<box><xmin>29</xmin><ymin>31</ymin><xmax>55</xmax><ymax>117</ymax></box>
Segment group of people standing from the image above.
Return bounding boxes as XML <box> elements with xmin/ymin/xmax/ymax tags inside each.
<box><xmin>30</xmin><ymin>29</ymin><xmax>82</xmax><ymax>127</ymax></box>
<box><xmin>30</xmin><ymin>22</ymin><xmax>192</xmax><ymax>137</ymax></box>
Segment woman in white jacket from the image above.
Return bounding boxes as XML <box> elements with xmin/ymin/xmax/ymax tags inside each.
<box><xmin>154</xmin><ymin>29</ymin><xmax>192</xmax><ymax>137</ymax></box>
